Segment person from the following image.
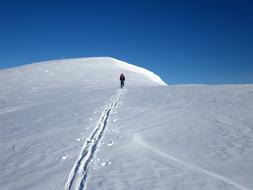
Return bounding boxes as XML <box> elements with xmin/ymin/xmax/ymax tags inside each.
<box><xmin>119</xmin><ymin>73</ymin><xmax>125</xmax><ymax>88</ymax></box>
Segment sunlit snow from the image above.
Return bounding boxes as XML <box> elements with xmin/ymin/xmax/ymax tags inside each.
<box><xmin>0</xmin><ymin>57</ymin><xmax>252</xmax><ymax>190</ymax></box>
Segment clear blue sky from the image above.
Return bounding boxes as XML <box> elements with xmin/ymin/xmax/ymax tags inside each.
<box><xmin>0</xmin><ymin>0</ymin><xmax>252</xmax><ymax>84</ymax></box>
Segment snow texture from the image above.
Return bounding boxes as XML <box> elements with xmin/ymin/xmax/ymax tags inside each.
<box><xmin>109</xmin><ymin>57</ymin><xmax>167</xmax><ymax>86</ymax></box>
<box><xmin>0</xmin><ymin>57</ymin><xmax>253</xmax><ymax>190</ymax></box>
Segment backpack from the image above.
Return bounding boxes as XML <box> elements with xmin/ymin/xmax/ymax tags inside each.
<box><xmin>120</xmin><ymin>74</ymin><xmax>125</xmax><ymax>81</ymax></box>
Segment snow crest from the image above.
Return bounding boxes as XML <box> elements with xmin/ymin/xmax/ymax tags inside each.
<box><xmin>109</xmin><ymin>57</ymin><xmax>167</xmax><ymax>86</ymax></box>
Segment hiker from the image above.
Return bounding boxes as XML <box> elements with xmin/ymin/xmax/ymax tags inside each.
<box><xmin>119</xmin><ymin>73</ymin><xmax>125</xmax><ymax>88</ymax></box>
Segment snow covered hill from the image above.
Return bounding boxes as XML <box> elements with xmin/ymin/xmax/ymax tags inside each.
<box><xmin>0</xmin><ymin>57</ymin><xmax>253</xmax><ymax>190</ymax></box>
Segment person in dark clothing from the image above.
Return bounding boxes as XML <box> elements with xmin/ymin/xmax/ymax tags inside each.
<box><xmin>119</xmin><ymin>73</ymin><xmax>125</xmax><ymax>88</ymax></box>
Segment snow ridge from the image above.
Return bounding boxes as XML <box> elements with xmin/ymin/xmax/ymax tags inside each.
<box><xmin>134</xmin><ymin>134</ymin><xmax>251</xmax><ymax>190</ymax></box>
<box><xmin>65</xmin><ymin>90</ymin><xmax>124</xmax><ymax>190</ymax></box>
<box><xmin>109</xmin><ymin>57</ymin><xmax>167</xmax><ymax>86</ymax></box>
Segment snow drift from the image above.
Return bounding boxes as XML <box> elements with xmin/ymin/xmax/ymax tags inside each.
<box><xmin>0</xmin><ymin>57</ymin><xmax>253</xmax><ymax>190</ymax></box>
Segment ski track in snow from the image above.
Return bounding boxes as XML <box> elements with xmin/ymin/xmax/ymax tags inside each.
<box><xmin>134</xmin><ymin>134</ymin><xmax>251</xmax><ymax>190</ymax></box>
<box><xmin>65</xmin><ymin>90</ymin><xmax>124</xmax><ymax>190</ymax></box>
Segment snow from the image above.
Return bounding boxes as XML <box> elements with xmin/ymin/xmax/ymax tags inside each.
<box><xmin>0</xmin><ymin>57</ymin><xmax>253</xmax><ymax>190</ymax></box>
<box><xmin>109</xmin><ymin>57</ymin><xmax>167</xmax><ymax>86</ymax></box>
<box><xmin>85</xmin><ymin>85</ymin><xmax>253</xmax><ymax>190</ymax></box>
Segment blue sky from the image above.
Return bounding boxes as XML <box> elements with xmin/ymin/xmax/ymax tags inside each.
<box><xmin>0</xmin><ymin>0</ymin><xmax>252</xmax><ymax>84</ymax></box>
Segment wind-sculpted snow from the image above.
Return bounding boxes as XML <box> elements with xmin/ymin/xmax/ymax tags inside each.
<box><xmin>134</xmin><ymin>134</ymin><xmax>251</xmax><ymax>190</ymax></box>
<box><xmin>109</xmin><ymin>57</ymin><xmax>167</xmax><ymax>86</ymax></box>
<box><xmin>86</xmin><ymin>85</ymin><xmax>253</xmax><ymax>190</ymax></box>
<box><xmin>0</xmin><ymin>58</ymin><xmax>253</xmax><ymax>190</ymax></box>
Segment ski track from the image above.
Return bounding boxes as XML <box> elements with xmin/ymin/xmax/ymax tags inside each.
<box><xmin>134</xmin><ymin>134</ymin><xmax>251</xmax><ymax>190</ymax></box>
<box><xmin>65</xmin><ymin>90</ymin><xmax>124</xmax><ymax>190</ymax></box>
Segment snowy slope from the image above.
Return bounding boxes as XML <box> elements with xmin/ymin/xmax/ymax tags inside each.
<box><xmin>87</xmin><ymin>85</ymin><xmax>253</xmax><ymax>190</ymax></box>
<box><xmin>0</xmin><ymin>57</ymin><xmax>253</xmax><ymax>190</ymax></box>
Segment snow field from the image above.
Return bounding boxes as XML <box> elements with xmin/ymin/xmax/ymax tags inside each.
<box><xmin>1</xmin><ymin>57</ymin><xmax>253</xmax><ymax>190</ymax></box>
<box><xmin>86</xmin><ymin>85</ymin><xmax>253</xmax><ymax>190</ymax></box>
